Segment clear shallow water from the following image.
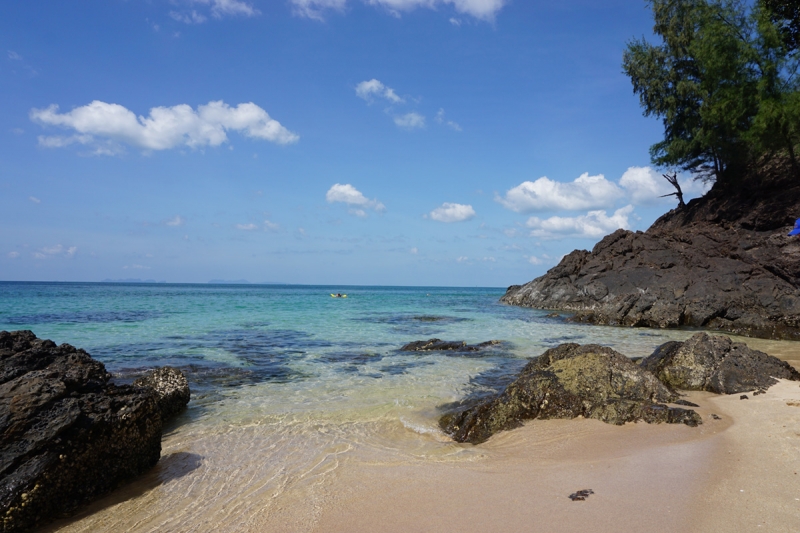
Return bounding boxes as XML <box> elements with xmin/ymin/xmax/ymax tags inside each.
<box><xmin>3</xmin><ymin>281</ymin><xmax>781</xmax><ymax>532</ymax></box>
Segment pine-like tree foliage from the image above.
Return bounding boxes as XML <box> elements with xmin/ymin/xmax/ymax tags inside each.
<box><xmin>623</xmin><ymin>0</ymin><xmax>800</xmax><ymax>185</ymax></box>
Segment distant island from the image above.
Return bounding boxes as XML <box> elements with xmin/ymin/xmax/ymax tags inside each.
<box><xmin>101</xmin><ymin>278</ymin><xmax>166</xmax><ymax>283</ymax></box>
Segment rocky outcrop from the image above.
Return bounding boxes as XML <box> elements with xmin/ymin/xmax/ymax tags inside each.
<box><xmin>439</xmin><ymin>343</ymin><xmax>701</xmax><ymax>444</ymax></box>
<box><xmin>133</xmin><ymin>366</ymin><xmax>190</xmax><ymax>422</ymax></box>
<box><xmin>401</xmin><ymin>339</ymin><xmax>501</xmax><ymax>352</ymax></box>
<box><xmin>641</xmin><ymin>333</ymin><xmax>800</xmax><ymax>394</ymax></box>
<box><xmin>501</xmin><ymin>169</ymin><xmax>800</xmax><ymax>340</ymax></box>
<box><xmin>0</xmin><ymin>331</ymin><xmax>162</xmax><ymax>533</ymax></box>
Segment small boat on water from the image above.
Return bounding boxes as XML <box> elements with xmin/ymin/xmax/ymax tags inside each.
<box><xmin>330</xmin><ymin>293</ymin><xmax>347</xmax><ymax>298</ymax></box>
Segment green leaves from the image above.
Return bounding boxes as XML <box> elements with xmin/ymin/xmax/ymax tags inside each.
<box><xmin>624</xmin><ymin>0</ymin><xmax>800</xmax><ymax>184</ymax></box>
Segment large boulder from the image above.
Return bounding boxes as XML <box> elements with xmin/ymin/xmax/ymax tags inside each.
<box><xmin>440</xmin><ymin>343</ymin><xmax>701</xmax><ymax>444</ymax></box>
<box><xmin>641</xmin><ymin>332</ymin><xmax>800</xmax><ymax>394</ymax></box>
<box><xmin>0</xmin><ymin>331</ymin><xmax>162</xmax><ymax>533</ymax></box>
<box><xmin>501</xmin><ymin>169</ymin><xmax>800</xmax><ymax>340</ymax></box>
<box><xmin>133</xmin><ymin>366</ymin><xmax>190</xmax><ymax>422</ymax></box>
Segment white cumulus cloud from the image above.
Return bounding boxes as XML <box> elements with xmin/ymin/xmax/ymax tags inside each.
<box><xmin>31</xmin><ymin>100</ymin><xmax>298</xmax><ymax>154</ymax></box>
<box><xmin>356</xmin><ymin>79</ymin><xmax>404</xmax><ymax>104</ymax></box>
<box><xmin>326</xmin><ymin>183</ymin><xmax>386</xmax><ymax>215</ymax></box>
<box><xmin>394</xmin><ymin>112</ymin><xmax>425</xmax><ymax>130</ymax></box>
<box><xmin>292</xmin><ymin>0</ymin><xmax>505</xmax><ymax>20</ymax></box>
<box><xmin>526</xmin><ymin>205</ymin><xmax>634</xmax><ymax>239</ymax></box>
<box><xmin>619</xmin><ymin>166</ymin><xmax>710</xmax><ymax>205</ymax></box>
<box><xmin>429</xmin><ymin>202</ymin><xmax>475</xmax><ymax>223</ymax></box>
<box><xmin>498</xmin><ymin>173</ymin><xmax>622</xmax><ymax>213</ymax></box>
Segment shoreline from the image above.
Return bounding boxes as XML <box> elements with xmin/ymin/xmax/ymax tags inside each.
<box><xmin>39</xmin><ymin>344</ymin><xmax>800</xmax><ymax>533</ymax></box>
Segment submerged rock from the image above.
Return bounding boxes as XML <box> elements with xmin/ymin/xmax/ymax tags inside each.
<box><xmin>0</xmin><ymin>330</ymin><xmax>162</xmax><ymax>533</ymax></box>
<box><xmin>133</xmin><ymin>366</ymin><xmax>190</xmax><ymax>421</ymax></box>
<box><xmin>440</xmin><ymin>343</ymin><xmax>701</xmax><ymax>444</ymax></box>
<box><xmin>500</xmin><ymin>170</ymin><xmax>800</xmax><ymax>340</ymax></box>
<box><xmin>400</xmin><ymin>339</ymin><xmax>501</xmax><ymax>352</ymax></box>
<box><xmin>641</xmin><ymin>333</ymin><xmax>800</xmax><ymax>394</ymax></box>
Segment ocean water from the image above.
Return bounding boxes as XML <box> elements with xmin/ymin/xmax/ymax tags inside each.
<box><xmin>0</xmin><ymin>281</ymin><xmax>773</xmax><ymax>532</ymax></box>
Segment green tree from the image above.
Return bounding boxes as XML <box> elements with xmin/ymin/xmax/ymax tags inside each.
<box><xmin>763</xmin><ymin>0</ymin><xmax>800</xmax><ymax>50</ymax></box>
<box><xmin>623</xmin><ymin>0</ymin><xmax>800</xmax><ymax>185</ymax></box>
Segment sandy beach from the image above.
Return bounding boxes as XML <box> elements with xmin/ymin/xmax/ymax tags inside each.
<box><xmin>46</xmin><ymin>375</ymin><xmax>800</xmax><ymax>533</ymax></box>
<box><xmin>309</xmin><ymin>380</ymin><xmax>800</xmax><ymax>533</ymax></box>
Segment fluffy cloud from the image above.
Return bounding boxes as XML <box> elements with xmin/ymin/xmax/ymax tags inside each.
<box><xmin>619</xmin><ymin>166</ymin><xmax>710</xmax><ymax>205</ymax></box>
<box><xmin>33</xmin><ymin>244</ymin><xmax>77</xmax><ymax>259</ymax></box>
<box><xmin>526</xmin><ymin>205</ymin><xmax>634</xmax><ymax>239</ymax></box>
<box><xmin>428</xmin><ymin>202</ymin><xmax>476</xmax><ymax>223</ymax></box>
<box><xmin>31</xmin><ymin>100</ymin><xmax>298</xmax><ymax>154</ymax></box>
<box><xmin>500</xmin><ymin>167</ymin><xmax>710</xmax><ymax>214</ymax></box>
<box><xmin>394</xmin><ymin>112</ymin><xmax>425</xmax><ymax>129</ymax></box>
<box><xmin>356</xmin><ymin>79</ymin><xmax>404</xmax><ymax>104</ymax></box>
<box><xmin>165</xmin><ymin>215</ymin><xmax>186</xmax><ymax>227</ymax></box>
<box><xmin>498</xmin><ymin>173</ymin><xmax>622</xmax><ymax>213</ymax></box>
<box><xmin>326</xmin><ymin>183</ymin><xmax>386</xmax><ymax>216</ymax></box>
<box><xmin>171</xmin><ymin>0</ymin><xmax>259</xmax><ymax>23</ymax></box>
<box><xmin>292</xmin><ymin>0</ymin><xmax>505</xmax><ymax>20</ymax></box>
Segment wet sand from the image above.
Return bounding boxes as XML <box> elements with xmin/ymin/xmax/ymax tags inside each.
<box><xmin>46</xmin><ymin>359</ymin><xmax>800</xmax><ymax>533</ymax></box>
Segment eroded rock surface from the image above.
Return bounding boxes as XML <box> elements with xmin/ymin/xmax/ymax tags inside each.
<box><xmin>501</xmin><ymin>171</ymin><xmax>800</xmax><ymax>340</ymax></box>
<box><xmin>133</xmin><ymin>366</ymin><xmax>190</xmax><ymax>421</ymax></box>
<box><xmin>0</xmin><ymin>330</ymin><xmax>162</xmax><ymax>533</ymax></box>
<box><xmin>440</xmin><ymin>343</ymin><xmax>701</xmax><ymax>444</ymax></box>
<box><xmin>641</xmin><ymin>333</ymin><xmax>800</xmax><ymax>394</ymax></box>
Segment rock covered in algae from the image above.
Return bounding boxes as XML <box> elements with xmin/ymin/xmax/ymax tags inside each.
<box><xmin>0</xmin><ymin>330</ymin><xmax>162</xmax><ymax>533</ymax></box>
<box><xmin>641</xmin><ymin>332</ymin><xmax>800</xmax><ymax>394</ymax></box>
<box><xmin>133</xmin><ymin>366</ymin><xmax>190</xmax><ymax>421</ymax></box>
<box><xmin>440</xmin><ymin>343</ymin><xmax>701</xmax><ymax>444</ymax></box>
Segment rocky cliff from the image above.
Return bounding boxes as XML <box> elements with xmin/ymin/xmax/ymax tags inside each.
<box><xmin>501</xmin><ymin>165</ymin><xmax>800</xmax><ymax>340</ymax></box>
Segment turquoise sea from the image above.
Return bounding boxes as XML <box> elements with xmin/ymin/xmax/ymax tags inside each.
<box><xmin>2</xmin><ymin>281</ymin><xmax>787</xmax><ymax>532</ymax></box>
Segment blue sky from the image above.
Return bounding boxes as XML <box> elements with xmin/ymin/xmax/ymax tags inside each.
<box><xmin>0</xmin><ymin>0</ymin><xmax>708</xmax><ymax>286</ymax></box>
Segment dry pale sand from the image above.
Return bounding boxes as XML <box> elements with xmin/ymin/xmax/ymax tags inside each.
<box><xmin>310</xmin><ymin>382</ymin><xmax>800</xmax><ymax>533</ymax></box>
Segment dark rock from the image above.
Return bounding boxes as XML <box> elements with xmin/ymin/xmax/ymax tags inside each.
<box><xmin>640</xmin><ymin>333</ymin><xmax>800</xmax><ymax>394</ymax></box>
<box><xmin>439</xmin><ymin>343</ymin><xmax>701</xmax><ymax>444</ymax></box>
<box><xmin>741</xmin><ymin>395</ymin><xmax>749</xmax><ymax>400</ymax></box>
<box><xmin>711</xmin><ymin>414</ymin><xmax>721</xmax><ymax>420</ymax></box>
<box><xmin>133</xmin><ymin>367</ymin><xmax>190</xmax><ymax>422</ymax></box>
<box><xmin>673</xmin><ymin>399</ymin><xmax>700</xmax><ymax>407</ymax></box>
<box><xmin>500</xmin><ymin>171</ymin><xmax>800</xmax><ymax>340</ymax></box>
<box><xmin>400</xmin><ymin>339</ymin><xmax>501</xmax><ymax>352</ymax></box>
<box><xmin>569</xmin><ymin>489</ymin><xmax>594</xmax><ymax>501</ymax></box>
<box><xmin>0</xmin><ymin>331</ymin><xmax>162</xmax><ymax>533</ymax></box>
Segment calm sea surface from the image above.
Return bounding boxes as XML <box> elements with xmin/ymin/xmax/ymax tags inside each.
<box><xmin>1</xmin><ymin>281</ymin><xmax>782</xmax><ymax>531</ymax></box>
